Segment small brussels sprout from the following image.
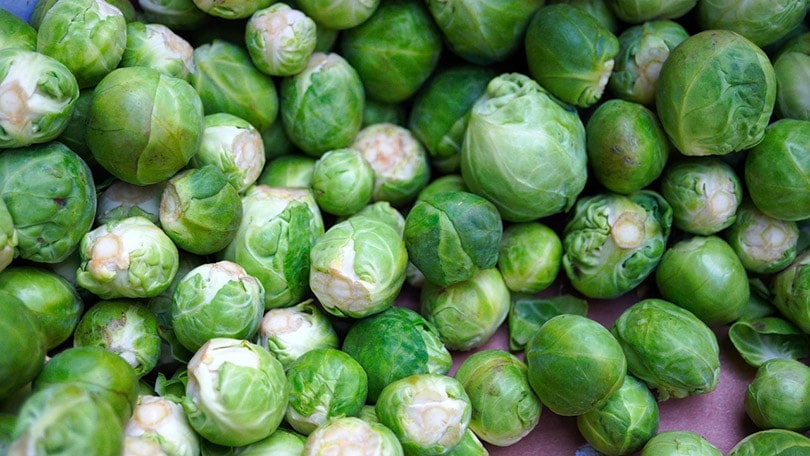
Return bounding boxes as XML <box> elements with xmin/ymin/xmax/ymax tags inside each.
<box><xmin>726</xmin><ymin>201</ymin><xmax>800</xmax><ymax>274</ymax></box>
<box><xmin>0</xmin><ymin>8</ymin><xmax>36</xmax><ymax>51</ymax></box>
<box><xmin>138</xmin><ymin>0</ymin><xmax>211</xmax><ymax>31</ymax></box>
<box><xmin>656</xmin><ymin>30</ymin><xmax>776</xmax><ymax>156</ymax></box>
<box><xmin>729</xmin><ymin>317</ymin><xmax>810</xmax><ymax>367</ymax></box>
<box><xmin>182</xmin><ymin>338</ymin><xmax>288</xmax><ymax>447</ymax></box>
<box><xmin>311</xmin><ymin>148</ymin><xmax>375</xmax><ymax>216</ymax></box>
<box><xmin>97</xmin><ymin>180</ymin><xmax>165</xmax><ymax>226</ymax></box>
<box><xmin>236</xmin><ymin>428</ymin><xmax>306</xmax><ymax>456</ymax></box>
<box><xmin>124</xmin><ymin>395</ymin><xmax>200</xmax><ymax>456</ymax></box>
<box><xmin>498</xmin><ymin>222</ymin><xmax>562</xmax><ymax>294</ymax></box>
<box><xmin>257</xmin><ymin>299</ymin><xmax>339</xmax><ymax>370</ymax></box>
<box><xmin>376</xmin><ymin>373</ymin><xmax>471</xmax><ymax>456</ymax></box>
<box><xmin>245</xmin><ymin>4</ymin><xmax>318</xmax><ymax>77</ymax></box>
<box><xmin>640</xmin><ymin>430</ymin><xmax>722</xmax><ymax>456</ymax></box>
<box><xmin>697</xmin><ymin>0</ymin><xmax>808</xmax><ymax>48</ymax></box>
<box><xmin>120</xmin><ymin>21</ymin><xmax>195</xmax><ymax>81</ymax></box>
<box><xmin>611</xmin><ymin>299</ymin><xmax>720</xmax><ymax>401</ymax></box>
<box><xmin>744</xmin><ymin>358</ymin><xmax>810</xmax><ymax>431</ymax></box>
<box><xmin>771</xmin><ymin>248</ymin><xmax>810</xmax><ymax>333</ymax></box>
<box><xmin>193</xmin><ymin>112</ymin><xmax>266</xmax><ymax>194</ymax></box>
<box><xmin>192</xmin><ymin>0</ymin><xmax>273</xmax><ymax>19</ymax></box>
<box><xmin>526</xmin><ymin>314</ymin><xmax>627</xmax><ymax>416</ymax></box>
<box><xmin>773</xmin><ymin>33</ymin><xmax>810</xmax><ymax>121</ymax></box>
<box><xmin>728</xmin><ymin>429</ymin><xmax>810</xmax><ymax>455</ymax></box>
<box><xmin>655</xmin><ymin>235</ymin><xmax>749</xmax><ymax>326</ymax></box>
<box><xmin>76</xmin><ymin>216</ymin><xmax>180</xmax><ymax>300</ymax></box>
<box><xmin>257</xmin><ymin>154</ymin><xmax>317</xmax><ymax>188</ymax></box>
<box><xmin>508</xmin><ymin>294</ymin><xmax>588</xmax><ymax>352</ymax></box>
<box><xmin>0</xmin><ymin>291</ymin><xmax>46</xmax><ymax>400</ymax></box>
<box><xmin>303</xmin><ymin>416</ymin><xmax>403</xmax><ymax>456</ymax></box>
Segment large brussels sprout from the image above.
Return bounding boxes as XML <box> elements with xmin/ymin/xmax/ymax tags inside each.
<box><xmin>311</xmin><ymin>147</ymin><xmax>375</xmax><ymax>216</ymax></box>
<box><xmin>697</xmin><ymin>0</ymin><xmax>808</xmax><ymax>48</ymax></box>
<box><xmin>120</xmin><ymin>21</ymin><xmax>195</xmax><ymax>82</ymax></box>
<box><xmin>608</xmin><ymin>0</ymin><xmax>697</xmax><ymax>23</ymax></box>
<box><xmin>460</xmin><ymin>73</ymin><xmax>587</xmax><ymax>222</ymax></box>
<box><xmin>0</xmin><ymin>291</ymin><xmax>46</xmax><ymax>400</ymax></box>
<box><xmin>303</xmin><ymin>416</ymin><xmax>403</xmax><ymax>456</ymax></box>
<box><xmin>744</xmin><ymin>358</ymin><xmax>810</xmax><ymax>431</ymax></box>
<box><xmin>656</xmin><ymin>30</ymin><xmax>776</xmax><ymax>156</ymax></box>
<box><xmin>771</xmin><ymin>248</ymin><xmax>810</xmax><ymax>333</ymax></box>
<box><xmin>773</xmin><ymin>33</ymin><xmax>810</xmax><ymax>121</ymax></box>
<box><xmin>245</xmin><ymin>3</ymin><xmax>318</xmax><ymax>77</ymax></box>
<box><xmin>640</xmin><ymin>430</ymin><xmax>722</xmax><ymax>455</ymax></box>
<box><xmin>257</xmin><ymin>299</ymin><xmax>339</xmax><ymax>370</ymax></box>
<box><xmin>124</xmin><ymin>395</ymin><xmax>200</xmax><ymax>456</ymax></box>
<box><xmin>498</xmin><ymin>222</ymin><xmax>562</xmax><ymax>294</ymax></box>
<box><xmin>726</xmin><ymin>201</ymin><xmax>800</xmax><ymax>274</ymax></box>
<box><xmin>728</xmin><ymin>429</ymin><xmax>810</xmax><ymax>455</ymax></box>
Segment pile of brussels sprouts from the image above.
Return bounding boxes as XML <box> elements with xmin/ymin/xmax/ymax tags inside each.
<box><xmin>1</xmin><ymin>0</ymin><xmax>810</xmax><ymax>454</ymax></box>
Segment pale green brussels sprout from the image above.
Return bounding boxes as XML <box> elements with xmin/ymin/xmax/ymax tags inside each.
<box><xmin>352</xmin><ymin>201</ymin><xmax>406</xmax><ymax>236</ymax></box>
<box><xmin>97</xmin><ymin>180</ymin><xmax>165</xmax><ymax>226</ymax></box>
<box><xmin>192</xmin><ymin>0</ymin><xmax>273</xmax><ymax>19</ymax></box>
<box><xmin>744</xmin><ymin>358</ymin><xmax>810</xmax><ymax>431</ymax></box>
<box><xmin>0</xmin><ymin>48</ymin><xmax>79</xmax><ymax>148</ymax></box>
<box><xmin>159</xmin><ymin>165</ymin><xmax>243</xmax><ymax>255</ymax></box>
<box><xmin>726</xmin><ymin>201</ymin><xmax>800</xmax><ymax>274</ymax></box>
<box><xmin>311</xmin><ymin>147</ymin><xmax>375</xmax><ymax>216</ymax></box>
<box><xmin>303</xmin><ymin>416</ymin><xmax>403</xmax><ymax>456</ymax></box>
<box><xmin>525</xmin><ymin>4</ymin><xmax>619</xmax><ymax>108</ymax></box>
<box><xmin>660</xmin><ymin>157</ymin><xmax>743</xmax><ymax>235</ymax></box>
<box><xmin>548</xmin><ymin>0</ymin><xmax>622</xmax><ymax>34</ymax></box>
<box><xmin>454</xmin><ymin>350</ymin><xmax>541</xmax><ymax>447</ymax></box>
<box><xmin>0</xmin><ymin>265</ymin><xmax>83</xmax><ymax>351</ymax></box>
<box><xmin>340</xmin><ymin>0</ymin><xmax>443</xmax><ymax>103</ymax></box>
<box><xmin>576</xmin><ymin>375</ymin><xmax>659</xmax><ymax>456</ymax></box>
<box><xmin>0</xmin><ymin>142</ymin><xmax>96</xmax><ymax>263</ymax></box>
<box><xmin>36</xmin><ymin>0</ymin><xmax>126</xmax><ymax>88</ymax></box>
<box><xmin>460</xmin><ymin>72</ymin><xmax>587</xmax><ymax>222</ymax></box>
<box><xmin>640</xmin><ymin>430</ymin><xmax>722</xmax><ymax>456</ymax></box>
<box><xmin>0</xmin><ymin>8</ymin><xmax>36</xmax><ymax>51</ymax></box>
<box><xmin>425</xmin><ymin>0</ymin><xmax>543</xmax><ymax>65</ymax></box>
<box><xmin>124</xmin><ymin>395</ymin><xmax>200</xmax><ymax>456</ymax></box>
<box><xmin>191</xmin><ymin>39</ymin><xmax>279</xmax><ymax>133</ymax></box>
<box><xmin>192</xmin><ymin>112</ymin><xmax>266</xmax><ymax>193</ymax></box>
<box><xmin>285</xmin><ymin>347</ymin><xmax>368</xmax><ymax>435</ymax></box>
<box><xmin>745</xmin><ymin>118</ymin><xmax>810</xmax><ymax>221</ymax></box>
<box><xmin>728</xmin><ymin>429</ymin><xmax>810</xmax><ymax>456</ymax></box>
<box><xmin>257</xmin><ymin>154</ymin><xmax>317</xmax><ymax>188</ymax></box>
<box><xmin>498</xmin><ymin>222</ymin><xmax>562</xmax><ymax>294</ymax></box>
<box><xmin>280</xmin><ymin>52</ymin><xmax>365</xmax><ymax>157</ymax></box>
<box><xmin>182</xmin><ymin>338</ymin><xmax>288</xmax><ymax>447</ymax></box>
<box><xmin>120</xmin><ymin>22</ymin><xmax>196</xmax><ymax>82</ymax></box>
<box><xmin>136</xmin><ymin>0</ymin><xmax>212</xmax><ymax>30</ymax></box>
<box><xmin>562</xmin><ymin>190</ymin><xmax>672</xmax><ymax>299</ymax></box>
<box><xmin>586</xmin><ymin>99</ymin><xmax>670</xmax><ymax>194</ymax></box>
<box><xmin>236</xmin><ymin>428</ymin><xmax>306</xmax><ymax>456</ymax></box>
<box><xmin>30</xmin><ymin>0</ymin><xmax>138</xmax><ymax>27</ymax></box>
<box><xmin>729</xmin><ymin>317</ymin><xmax>810</xmax><ymax>367</ymax></box>
<box><xmin>171</xmin><ymin>261</ymin><xmax>265</xmax><ymax>353</ymax></box>
<box><xmin>257</xmin><ymin>299</ymin><xmax>339</xmax><ymax>370</ymax></box>
<box><xmin>73</xmin><ymin>300</ymin><xmax>162</xmax><ymax>378</ymax></box>
<box><xmin>656</xmin><ymin>30</ymin><xmax>777</xmax><ymax>157</ymax></box>
<box><xmin>508</xmin><ymin>294</ymin><xmax>588</xmax><ymax>351</ymax></box>
<box><xmin>342</xmin><ymin>306</ymin><xmax>452</xmax><ymax>402</ymax></box>
<box><xmin>655</xmin><ymin>235</ymin><xmax>749</xmax><ymax>326</ymax></box>
<box><xmin>221</xmin><ymin>185</ymin><xmax>324</xmax><ymax>309</ymax></box>
<box><xmin>526</xmin><ymin>314</ymin><xmax>627</xmax><ymax>416</ymax></box>
<box><xmin>245</xmin><ymin>4</ymin><xmax>318</xmax><ymax>77</ymax></box>
<box><xmin>76</xmin><ymin>216</ymin><xmax>179</xmax><ymax>300</ymax></box>
<box><xmin>376</xmin><ymin>373</ymin><xmax>471</xmax><ymax>456</ymax></box>
<box><xmin>607</xmin><ymin>0</ymin><xmax>697</xmax><ymax>22</ymax></box>
<box><xmin>611</xmin><ymin>299</ymin><xmax>720</xmax><ymax>401</ymax></box>
<box><xmin>310</xmin><ymin>214</ymin><xmax>407</xmax><ymax>318</ymax></box>
<box><xmin>773</xmin><ymin>33</ymin><xmax>810</xmax><ymax>121</ymax></box>
<box><xmin>0</xmin><ymin>291</ymin><xmax>47</xmax><ymax>401</ymax></box>
<box><xmin>771</xmin><ymin>248</ymin><xmax>810</xmax><ymax>333</ymax></box>
<box><xmin>697</xmin><ymin>0</ymin><xmax>808</xmax><ymax>48</ymax></box>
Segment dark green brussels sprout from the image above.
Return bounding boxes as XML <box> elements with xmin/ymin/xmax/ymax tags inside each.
<box><xmin>640</xmin><ymin>430</ymin><xmax>722</xmax><ymax>455</ymax></box>
<box><xmin>124</xmin><ymin>394</ymin><xmax>201</xmax><ymax>456</ymax></box>
<box><xmin>773</xmin><ymin>33</ymin><xmax>810</xmax><ymax>121</ymax></box>
<box><xmin>726</xmin><ymin>201</ymin><xmax>800</xmax><ymax>274</ymax></box>
<box><xmin>245</xmin><ymin>3</ymin><xmax>318</xmax><ymax>77</ymax></box>
<box><xmin>138</xmin><ymin>0</ymin><xmax>211</xmax><ymax>31</ymax></box>
<box><xmin>257</xmin><ymin>154</ymin><xmax>317</xmax><ymax>188</ymax></box>
<box><xmin>771</xmin><ymin>248</ymin><xmax>810</xmax><ymax>333</ymax></box>
<box><xmin>728</xmin><ymin>429</ymin><xmax>810</xmax><ymax>455</ymax></box>
<box><xmin>498</xmin><ymin>222</ymin><xmax>562</xmax><ymax>294</ymax></box>
<box><xmin>729</xmin><ymin>317</ymin><xmax>810</xmax><ymax>367</ymax></box>
<box><xmin>656</xmin><ymin>30</ymin><xmax>776</xmax><ymax>157</ymax></box>
<box><xmin>340</xmin><ymin>0</ymin><xmax>442</xmax><ymax>103</ymax></box>
<box><xmin>0</xmin><ymin>291</ymin><xmax>46</xmax><ymax>400</ymax></box>
<box><xmin>97</xmin><ymin>180</ymin><xmax>164</xmax><ymax>226</ymax></box>
<box><xmin>192</xmin><ymin>0</ymin><xmax>273</xmax><ymax>19</ymax></box>
<box><xmin>608</xmin><ymin>0</ymin><xmax>697</xmax><ymax>22</ymax></box>
<box><xmin>120</xmin><ymin>21</ymin><xmax>195</xmax><ymax>82</ymax></box>
<box><xmin>525</xmin><ymin>3</ymin><xmax>619</xmax><ymax>108</ymax></box>
<box><xmin>744</xmin><ymin>358</ymin><xmax>810</xmax><ymax>431</ymax></box>
<box><xmin>0</xmin><ymin>8</ymin><xmax>36</xmax><ymax>51</ymax></box>
<box><xmin>295</xmin><ymin>0</ymin><xmax>380</xmax><ymax>30</ymax></box>
<box><xmin>236</xmin><ymin>428</ymin><xmax>306</xmax><ymax>455</ymax></box>
<box><xmin>303</xmin><ymin>416</ymin><xmax>403</xmax><ymax>455</ymax></box>
<box><xmin>311</xmin><ymin>147</ymin><xmax>375</xmax><ymax>216</ymax></box>
<box><xmin>611</xmin><ymin>299</ymin><xmax>720</xmax><ymax>401</ymax></box>
<box><xmin>697</xmin><ymin>0</ymin><xmax>808</xmax><ymax>48</ymax></box>
<box><xmin>508</xmin><ymin>293</ymin><xmax>588</xmax><ymax>352</ymax></box>
<box><xmin>257</xmin><ymin>299</ymin><xmax>339</xmax><ymax>370</ymax></box>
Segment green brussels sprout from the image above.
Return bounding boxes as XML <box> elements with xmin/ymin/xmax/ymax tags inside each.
<box><xmin>340</xmin><ymin>0</ymin><xmax>442</xmax><ymax>103</ymax></box>
<box><xmin>76</xmin><ymin>216</ymin><xmax>180</xmax><ymax>300</ymax></box>
<box><xmin>611</xmin><ymin>299</ymin><xmax>720</xmax><ymax>401</ymax></box>
<box><xmin>460</xmin><ymin>72</ymin><xmax>587</xmax><ymax>222</ymax></box>
<box><xmin>182</xmin><ymin>338</ymin><xmax>288</xmax><ymax>447</ymax></box>
<box><xmin>124</xmin><ymin>394</ymin><xmax>201</xmax><ymax>456</ymax></box>
<box><xmin>508</xmin><ymin>294</ymin><xmax>588</xmax><ymax>352</ymax></box>
<box><xmin>0</xmin><ymin>142</ymin><xmax>96</xmax><ymax>264</ymax></box>
<box><xmin>342</xmin><ymin>306</ymin><xmax>452</xmax><ymax>402</ymax></box>
<box><xmin>420</xmin><ymin>268</ymin><xmax>511</xmax><ymax>351</ymax></box>
<box><xmin>586</xmin><ymin>99</ymin><xmax>670</xmax><ymax>194</ymax></box>
<box><xmin>192</xmin><ymin>0</ymin><xmax>273</xmax><ymax>19</ymax></box>
<box><xmin>30</xmin><ymin>0</ymin><xmax>138</xmax><ymax>27</ymax></box>
<box><xmin>352</xmin><ymin>201</ymin><xmax>406</xmax><ymax>236</ymax></box>
<box><xmin>311</xmin><ymin>147</ymin><xmax>375</xmax><ymax>216</ymax></box>
<box><xmin>0</xmin><ymin>48</ymin><xmax>79</xmax><ymax>148</ymax></box>
<box><xmin>525</xmin><ymin>4</ymin><xmax>619</xmax><ymax>108</ymax></box>
<box><xmin>281</xmin><ymin>52</ymin><xmax>365</xmax><ymax>157</ymax></box>
<box><xmin>137</xmin><ymin>0</ymin><xmax>212</xmax><ymax>31</ymax></box>
<box><xmin>729</xmin><ymin>317</ymin><xmax>810</xmax><ymax>367</ymax></box>
<box><xmin>498</xmin><ymin>222</ymin><xmax>562</xmax><ymax>294</ymax></box>
<box><xmin>245</xmin><ymin>3</ymin><xmax>318</xmax><ymax>77</ymax></box>
<box><xmin>640</xmin><ymin>430</ymin><xmax>722</xmax><ymax>456</ymax></box>
<box><xmin>453</xmin><ymin>349</ymin><xmax>541</xmax><ymax>447</ymax></box>
<box><xmin>97</xmin><ymin>180</ymin><xmax>165</xmax><ymax>226</ymax></box>
<box><xmin>120</xmin><ymin>21</ymin><xmax>195</xmax><ymax>82</ymax></box>
<box><xmin>0</xmin><ymin>291</ymin><xmax>46</xmax><ymax>400</ymax></box>
<box><xmin>295</xmin><ymin>0</ymin><xmax>380</xmax><ymax>30</ymax></box>
<box><xmin>744</xmin><ymin>118</ymin><xmax>810</xmax><ymax>221</ymax></box>
<box><xmin>303</xmin><ymin>416</ymin><xmax>403</xmax><ymax>456</ymax></box>
<box><xmin>728</xmin><ymin>429</ymin><xmax>810</xmax><ymax>455</ymax></box>
<box><xmin>576</xmin><ymin>375</ymin><xmax>659</xmax><ymax>456</ymax></box>
<box><xmin>771</xmin><ymin>248</ymin><xmax>810</xmax><ymax>333</ymax></box>
<box><xmin>655</xmin><ymin>30</ymin><xmax>777</xmax><ymax>157</ymax></box>
<box><xmin>191</xmin><ymin>39</ymin><xmax>279</xmax><ymax>133</ymax></box>
<box><xmin>376</xmin><ymin>373</ymin><xmax>471</xmax><ymax>456</ymax></box>
<box><xmin>36</xmin><ymin>0</ymin><xmax>127</xmax><ymax>88</ymax></box>
<box><xmin>0</xmin><ymin>265</ymin><xmax>83</xmax><ymax>351</ymax></box>
<box><xmin>655</xmin><ymin>235</ymin><xmax>749</xmax><ymax>326</ymax></box>
<box><xmin>0</xmin><ymin>8</ymin><xmax>36</xmax><ymax>51</ymax></box>
<box><xmin>171</xmin><ymin>261</ymin><xmax>265</xmax><ymax>353</ymax></box>
<box><xmin>744</xmin><ymin>358</ymin><xmax>810</xmax><ymax>431</ymax></box>
<box><xmin>257</xmin><ymin>154</ymin><xmax>317</xmax><ymax>188</ymax></box>
<box><xmin>526</xmin><ymin>314</ymin><xmax>627</xmax><ymax>416</ymax></box>
<box><xmin>726</xmin><ymin>201</ymin><xmax>800</xmax><ymax>274</ymax></box>
<box><xmin>697</xmin><ymin>0</ymin><xmax>808</xmax><ymax>48</ymax></box>
<box><xmin>608</xmin><ymin>20</ymin><xmax>689</xmax><ymax>106</ymax></box>
<box><xmin>236</xmin><ymin>428</ymin><xmax>306</xmax><ymax>456</ymax></box>
<box><xmin>310</xmin><ymin>215</ymin><xmax>407</xmax><ymax>318</ymax></box>
<box><xmin>562</xmin><ymin>190</ymin><xmax>672</xmax><ymax>299</ymax></box>
<box><xmin>425</xmin><ymin>0</ymin><xmax>543</xmax><ymax>65</ymax></box>
<box><xmin>257</xmin><ymin>299</ymin><xmax>339</xmax><ymax>370</ymax></box>
<box><xmin>159</xmin><ymin>165</ymin><xmax>243</xmax><ymax>255</ymax></box>
<box><xmin>773</xmin><ymin>33</ymin><xmax>810</xmax><ymax>121</ymax></box>
<box><xmin>608</xmin><ymin>0</ymin><xmax>697</xmax><ymax>22</ymax></box>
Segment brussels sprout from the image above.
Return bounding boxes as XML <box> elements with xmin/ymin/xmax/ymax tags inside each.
<box><xmin>281</xmin><ymin>52</ymin><xmax>365</xmax><ymax>157</ymax></box>
<box><xmin>525</xmin><ymin>4</ymin><xmax>619</xmax><ymax>108</ymax></box>
<box><xmin>182</xmin><ymin>338</ymin><xmax>288</xmax><ymax>447</ymax></box>
<box><xmin>376</xmin><ymin>373</ymin><xmax>471</xmax><ymax>456</ymax></box>
<box><xmin>192</xmin><ymin>0</ymin><xmax>273</xmax><ymax>19</ymax></box>
<box><xmin>498</xmin><ymin>222</ymin><xmax>562</xmax><ymax>294</ymax></box>
<box><xmin>97</xmin><ymin>180</ymin><xmax>165</xmax><ymax>226</ymax></box>
<box><xmin>0</xmin><ymin>8</ymin><xmax>36</xmax><ymax>51</ymax></box>
<box><xmin>726</xmin><ymin>201</ymin><xmax>800</xmax><ymax>274</ymax></box>
<box><xmin>640</xmin><ymin>430</ymin><xmax>722</xmax><ymax>456</ymax></box>
<box><xmin>697</xmin><ymin>0</ymin><xmax>808</xmax><ymax>48</ymax></box>
<box><xmin>728</xmin><ymin>429</ymin><xmax>810</xmax><ymax>455</ymax></box>
<box><xmin>245</xmin><ymin>4</ymin><xmax>318</xmax><ymax>77</ymax></box>
<box><xmin>257</xmin><ymin>299</ymin><xmax>339</xmax><ymax>370</ymax></box>
<box><xmin>257</xmin><ymin>154</ymin><xmax>317</xmax><ymax>188</ymax></box>
<box><xmin>655</xmin><ymin>30</ymin><xmax>776</xmax><ymax>157</ymax></box>
<box><xmin>193</xmin><ymin>112</ymin><xmax>266</xmax><ymax>193</ymax></box>
<box><xmin>0</xmin><ymin>48</ymin><xmax>79</xmax><ymax>148</ymax></box>
<box><xmin>340</xmin><ymin>0</ymin><xmax>442</xmax><ymax>103</ymax></box>
<box><xmin>138</xmin><ymin>0</ymin><xmax>212</xmax><ymax>31</ymax></box>
<box><xmin>124</xmin><ymin>395</ymin><xmax>200</xmax><ymax>456</ymax></box>
<box><xmin>562</xmin><ymin>190</ymin><xmax>672</xmax><ymax>299</ymax></box>
<box><xmin>608</xmin><ymin>0</ymin><xmax>697</xmax><ymax>22</ymax></box>
<box><xmin>611</xmin><ymin>299</ymin><xmax>720</xmax><ymax>400</ymax></box>
<box><xmin>0</xmin><ymin>142</ymin><xmax>96</xmax><ymax>264</ymax></box>
<box><xmin>655</xmin><ymin>235</ymin><xmax>749</xmax><ymax>326</ymax></box>
<box><xmin>352</xmin><ymin>201</ymin><xmax>406</xmax><ymax>237</ymax></box>
<box><xmin>508</xmin><ymin>293</ymin><xmax>588</xmax><ymax>352</ymax></box>
<box><xmin>608</xmin><ymin>20</ymin><xmax>689</xmax><ymax>106</ymax></box>
<box><xmin>744</xmin><ymin>118</ymin><xmax>810</xmax><ymax>221</ymax></box>
<box><xmin>303</xmin><ymin>416</ymin><xmax>403</xmax><ymax>456</ymax></box>
<box><xmin>76</xmin><ymin>216</ymin><xmax>180</xmax><ymax>300</ymax></box>
<box><xmin>586</xmin><ymin>99</ymin><xmax>670</xmax><ymax>194</ymax></box>
<box><xmin>526</xmin><ymin>314</ymin><xmax>627</xmax><ymax>416</ymax></box>
<box><xmin>120</xmin><ymin>21</ymin><xmax>195</xmax><ymax>81</ymax></box>
<box><xmin>744</xmin><ymin>358</ymin><xmax>810</xmax><ymax>431</ymax></box>
<box><xmin>773</xmin><ymin>33</ymin><xmax>810</xmax><ymax>121</ymax></box>
<box><xmin>0</xmin><ymin>291</ymin><xmax>46</xmax><ymax>400</ymax></box>
<box><xmin>236</xmin><ymin>428</ymin><xmax>306</xmax><ymax>456</ymax></box>
<box><xmin>729</xmin><ymin>317</ymin><xmax>810</xmax><ymax>367</ymax></box>
<box><xmin>771</xmin><ymin>248</ymin><xmax>810</xmax><ymax>333</ymax></box>
<box><xmin>342</xmin><ymin>306</ymin><xmax>452</xmax><ymax>402</ymax></box>
<box><xmin>311</xmin><ymin>148</ymin><xmax>375</xmax><ymax>216</ymax></box>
